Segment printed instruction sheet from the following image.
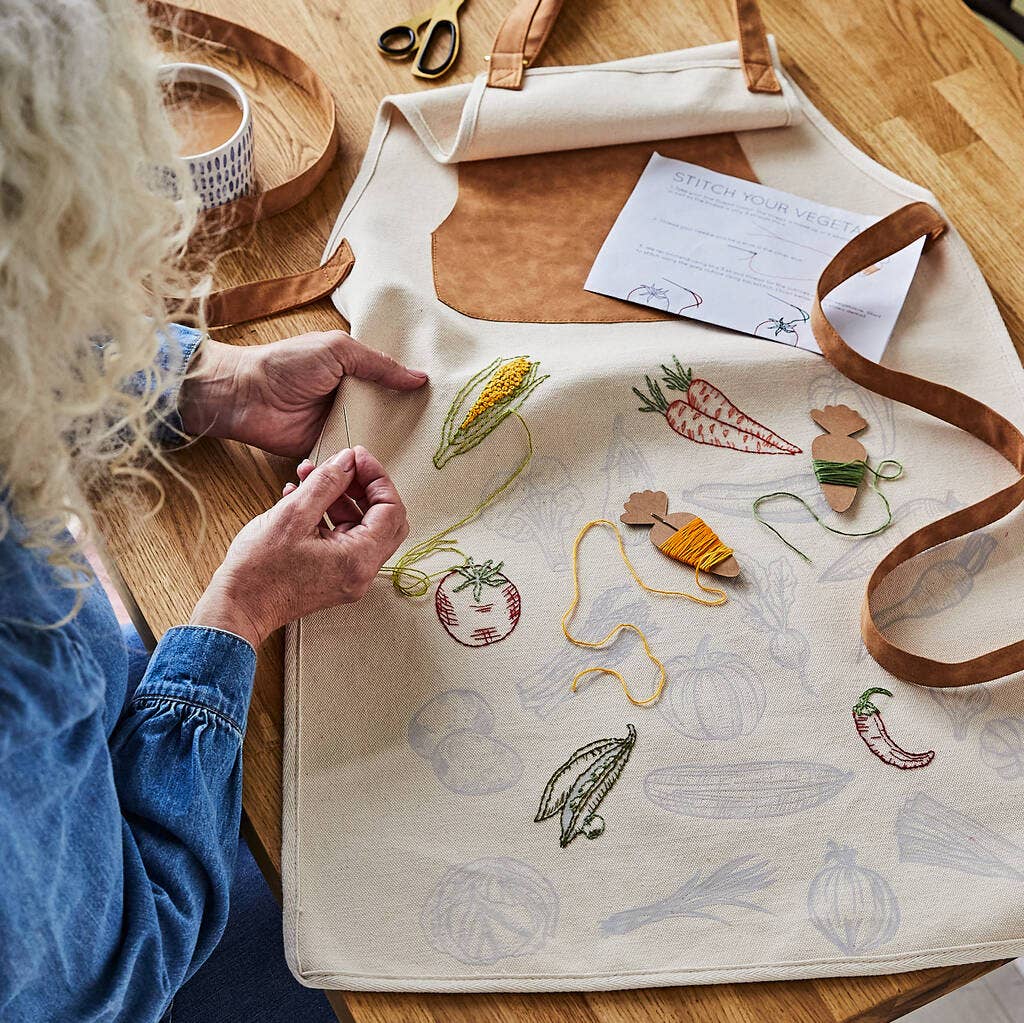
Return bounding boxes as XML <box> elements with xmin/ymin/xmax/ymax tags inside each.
<box><xmin>584</xmin><ymin>154</ymin><xmax>925</xmax><ymax>361</ymax></box>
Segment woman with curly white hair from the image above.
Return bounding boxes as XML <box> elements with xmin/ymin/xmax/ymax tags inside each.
<box><xmin>0</xmin><ymin>1</ymin><xmax>427</xmax><ymax>1019</ymax></box>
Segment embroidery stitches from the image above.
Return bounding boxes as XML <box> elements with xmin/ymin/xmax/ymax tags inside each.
<box><xmin>434</xmin><ymin>356</ymin><xmax>548</xmax><ymax>469</ymax></box>
<box><xmin>535</xmin><ymin>724</ymin><xmax>636</xmax><ymax>847</ymax></box>
<box><xmin>435</xmin><ymin>558</ymin><xmax>521</xmax><ymax>647</ymax></box>
<box><xmin>853</xmin><ymin>688</ymin><xmax>935</xmax><ymax>770</ymax></box>
<box><xmin>633</xmin><ymin>356</ymin><xmax>800</xmax><ymax>455</ymax></box>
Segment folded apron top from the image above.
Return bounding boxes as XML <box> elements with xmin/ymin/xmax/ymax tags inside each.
<box><xmin>283</xmin><ymin>0</ymin><xmax>1024</xmax><ymax>992</ymax></box>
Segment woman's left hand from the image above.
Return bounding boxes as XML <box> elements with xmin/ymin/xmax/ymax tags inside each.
<box><xmin>178</xmin><ymin>331</ymin><xmax>428</xmax><ymax>457</ymax></box>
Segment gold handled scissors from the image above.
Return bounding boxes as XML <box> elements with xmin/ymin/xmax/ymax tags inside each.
<box><xmin>377</xmin><ymin>0</ymin><xmax>467</xmax><ymax>80</ymax></box>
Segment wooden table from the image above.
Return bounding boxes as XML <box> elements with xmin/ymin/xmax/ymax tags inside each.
<box><xmin>98</xmin><ymin>0</ymin><xmax>1024</xmax><ymax>1019</ymax></box>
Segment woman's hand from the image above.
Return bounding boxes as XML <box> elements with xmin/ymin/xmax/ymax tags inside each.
<box><xmin>178</xmin><ymin>332</ymin><xmax>427</xmax><ymax>457</ymax></box>
<box><xmin>189</xmin><ymin>446</ymin><xmax>407</xmax><ymax>649</ymax></box>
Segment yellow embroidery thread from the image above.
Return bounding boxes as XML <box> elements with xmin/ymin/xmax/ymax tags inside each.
<box><xmin>460</xmin><ymin>356</ymin><xmax>531</xmax><ymax>431</ymax></box>
<box><xmin>656</xmin><ymin>517</ymin><xmax>734</xmax><ymax>594</ymax></box>
<box><xmin>563</xmin><ymin>519</ymin><xmax>729</xmax><ymax>707</ymax></box>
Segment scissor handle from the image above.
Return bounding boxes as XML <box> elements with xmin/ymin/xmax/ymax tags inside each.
<box><xmin>377</xmin><ymin>22</ymin><xmax>420</xmax><ymax>58</ymax></box>
<box><xmin>412</xmin><ymin>16</ymin><xmax>460</xmax><ymax>79</ymax></box>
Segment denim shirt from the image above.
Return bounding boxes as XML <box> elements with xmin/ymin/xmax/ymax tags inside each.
<box><xmin>0</xmin><ymin>327</ymin><xmax>258</xmax><ymax>1022</ymax></box>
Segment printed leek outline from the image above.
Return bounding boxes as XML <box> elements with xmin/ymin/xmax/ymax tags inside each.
<box><xmin>382</xmin><ymin>356</ymin><xmax>549</xmax><ymax>597</ymax></box>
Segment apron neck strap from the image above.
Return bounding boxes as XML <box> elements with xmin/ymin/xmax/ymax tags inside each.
<box><xmin>485</xmin><ymin>0</ymin><xmax>782</xmax><ymax>94</ymax></box>
<box><xmin>813</xmin><ymin>202</ymin><xmax>1024</xmax><ymax>688</ymax></box>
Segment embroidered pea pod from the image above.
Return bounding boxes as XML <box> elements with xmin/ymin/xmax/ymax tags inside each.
<box><xmin>535</xmin><ymin>725</ymin><xmax>636</xmax><ymax>847</ymax></box>
<box><xmin>853</xmin><ymin>688</ymin><xmax>935</xmax><ymax>770</ymax></box>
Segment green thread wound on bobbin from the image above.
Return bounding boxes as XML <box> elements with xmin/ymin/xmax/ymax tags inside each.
<box><xmin>752</xmin><ymin>458</ymin><xmax>905</xmax><ymax>563</ymax></box>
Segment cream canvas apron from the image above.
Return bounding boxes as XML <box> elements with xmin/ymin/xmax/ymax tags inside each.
<box><xmin>283</xmin><ymin>0</ymin><xmax>1024</xmax><ymax>991</ymax></box>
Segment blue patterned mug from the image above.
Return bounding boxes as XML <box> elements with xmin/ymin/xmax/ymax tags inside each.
<box><xmin>160</xmin><ymin>62</ymin><xmax>254</xmax><ymax>211</ymax></box>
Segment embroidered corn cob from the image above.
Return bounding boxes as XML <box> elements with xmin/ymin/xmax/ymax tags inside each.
<box><xmin>433</xmin><ymin>355</ymin><xmax>548</xmax><ymax>468</ymax></box>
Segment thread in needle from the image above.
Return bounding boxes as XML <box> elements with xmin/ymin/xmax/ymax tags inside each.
<box><xmin>321</xmin><ymin>404</ymin><xmax>354</xmax><ymax>532</ymax></box>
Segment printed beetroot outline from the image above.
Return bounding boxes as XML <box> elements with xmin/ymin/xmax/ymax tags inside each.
<box><xmin>633</xmin><ymin>356</ymin><xmax>801</xmax><ymax>456</ymax></box>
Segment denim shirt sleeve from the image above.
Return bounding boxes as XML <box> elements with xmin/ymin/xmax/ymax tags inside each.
<box><xmin>149</xmin><ymin>323</ymin><xmax>204</xmax><ymax>446</ymax></box>
<box><xmin>0</xmin><ymin>622</ymin><xmax>256</xmax><ymax>1022</ymax></box>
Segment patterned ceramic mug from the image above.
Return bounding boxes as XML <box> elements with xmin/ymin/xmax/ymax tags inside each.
<box><xmin>159</xmin><ymin>62</ymin><xmax>254</xmax><ymax>211</ymax></box>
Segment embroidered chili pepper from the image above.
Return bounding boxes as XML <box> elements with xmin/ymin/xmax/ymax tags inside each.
<box><xmin>852</xmin><ymin>687</ymin><xmax>935</xmax><ymax>770</ymax></box>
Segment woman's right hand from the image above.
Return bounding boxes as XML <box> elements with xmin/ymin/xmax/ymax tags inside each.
<box><xmin>189</xmin><ymin>446</ymin><xmax>408</xmax><ymax>649</ymax></box>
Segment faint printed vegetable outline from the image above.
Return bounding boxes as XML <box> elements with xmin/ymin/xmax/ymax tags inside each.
<box><xmin>895</xmin><ymin>793</ymin><xmax>1024</xmax><ymax>881</ymax></box>
<box><xmin>658</xmin><ymin>636</ymin><xmax>766</xmax><ymax>741</ymax></box>
<box><xmin>516</xmin><ymin>583</ymin><xmax>660</xmax><ymax>718</ymax></box>
<box><xmin>979</xmin><ymin>717</ymin><xmax>1024</xmax><ymax>781</ymax></box>
<box><xmin>601</xmin><ymin>414</ymin><xmax>656</xmax><ymax>530</ymax></box>
<box><xmin>731</xmin><ymin>555</ymin><xmax>814</xmax><ymax>691</ymax></box>
<box><xmin>421</xmin><ymin>857</ymin><xmax>558</xmax><ymax>964</ymax></box>
<box><xmin>857</xmin><ymin>532</ymin><xmax>998</xmax><ymax>662</ymax></box>
<box><xmin>644</xmin><ymin>761</ymin><xmax>853</xmax><ymax>820</ymax></box>
<box><xmin>819</xmin><ymin>492</ymin><xmax>961</xmax><ymax>583</ymax></box>
<box><xmin>535</xmin><ymin>724</ymin><xmax>636</xmax><ymax>847</ymax></box>
<box><xmin>435</xmin><ymin>558</ymin><xmax>520</xmax><ymax>647</ymax></box>
<box><xmin>480</xmin><ymin>455</ymin><xmax>585</xmax><ymax>573</ymax></box>
<box><xmin>681</xmin><ymin>473</ymin><xmax>822</xmax><ymax>522</ymax></box>
<box><xmin>407</xmin><ymin>689</ymin><xmax>523</xmax><ymax>795</ymax></box>
<box><xmin>808</xmin><ymin>842</ymin><xmax>901</xmax><ymax>954</ymax></box>
<box><xmin>873</xmin><ymin>533</ymin><xmax>997</xmax><ymax>631</ymax></box>
<box><xmin>754</xmin><ymin>295</ymin><xmax>810</xmax><ymax>346</ymax></box>
<box><xmin>433</xmin><ymin>356</ymin><xmax>548</xmax><ymax>469</ymax></box>
<box><xmin>600</xmin><ymin>855</ymin><xmax>776</xmax><ymax>935</ymax></box>
<box><xmin>852</xmin><ymin>688</ymin><xmax>935</xmax><ymax>770</ymax></box>
<box><xmin>634</xmin><ymin>356</ymin><xmax>801</xmax><ymax>455</ymax></box>
<box><xmin>927</xmin><ymin>685</ymin><xmax>991</xmax><ymax>742</ymax></box>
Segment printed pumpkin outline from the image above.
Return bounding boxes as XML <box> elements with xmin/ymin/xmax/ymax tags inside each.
<box><xmin>808</xmin><ymin>842</ymin><xmax>901</xmax><ymax>955</ymax></box>
<box><xmin>535</xmin><ymin>724</ymin><xmax>636</xmax><ymax>847</ymax></box>
<box><xmin>435</xmin><ymin>557</ymin><xmax>521</xmax><ymax>647</ymax></box>
<box><xmin>658</xmin><ymin>635</ymin><xmax>766</xmax><ymax>741</ymax></box>
<box><xmin>754</xmin><ymin>295</ymin><xmax>810</xmax><ymax>347</ymax></box>
<box><xmin>600</xmin><ymin>854</ymin><xmax>777</xmax><ymax>935</ymax></box>
<box><xmin>852</xmin><ymin>688</ymin><xmax>935</xmax><ymax>770</ymax></box>
<box><xmin>633</xmin><ymin>355</ymin><xmax>801</xmax><ymax>456</ymax></box>
<box><xmin>421</xmin><ymin>857</ymin><xmax>559</xmax><ymax>965</ymax></box>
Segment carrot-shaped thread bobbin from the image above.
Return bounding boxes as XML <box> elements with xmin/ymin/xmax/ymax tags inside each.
<box><xmin>621</xmin><ymin>490</ymin><xmax>739</xmax><ymax>586</ymax></box>
<box><xmin>812</xmin><ymin>404</ymin><xmax>869</xmax><ymax>513</ymax></box>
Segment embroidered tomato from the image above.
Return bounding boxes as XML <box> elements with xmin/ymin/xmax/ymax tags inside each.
<box><xmin>435</xmin><ymin>558</ymin><xmax>521</xmax><ymax>647</ymax></box>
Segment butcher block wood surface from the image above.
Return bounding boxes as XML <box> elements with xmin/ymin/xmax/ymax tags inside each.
<box><xmin>94</xmin><ymin>0</ymin><xmax>1024</xmax><ymax>1019</ymax></box>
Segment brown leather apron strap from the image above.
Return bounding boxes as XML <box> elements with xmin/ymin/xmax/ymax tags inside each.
<box><xmin>486</xmin><ymin>0</ymin><xmax>781</xmax><ymax>94</ymax></box>
<box><xmin>812</xmin><ymin>202</ymin><xmax>1024</xmax><ymax>687</ymax></box>
<box><xmin>204</xmin><ymin>240</ymin><xmax>355</xmax><ymax>327</ymax></box>
<box><xmin>147</xmin><ymin>0</ymin><xmax>339</xmax><ymax>227</ymax></box>
<box><xmin>146</xmin><ymin>2</ymin><xmax>353</xmax><ymax>325</ymax></box>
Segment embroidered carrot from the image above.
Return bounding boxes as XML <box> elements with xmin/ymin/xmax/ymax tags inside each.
<box><xmin>633</xmin><ymin>356</ymin><xmax>800</xmax><ymax>456</ymax></box>
<box><xmin>853</xmin><ymin>688</ymin><xmax>935</xmax><ymax>770</ymax></box>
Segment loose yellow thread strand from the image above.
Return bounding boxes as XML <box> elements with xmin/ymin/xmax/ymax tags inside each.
<box><xmin>380</xmin><ymin>414</ymin><xmax>534</xmax><ymax>596</ymax></box>
<box><xmin>563</xmin><ymin>519</ymin><xmax>728</xmax><ymax>707</ymax></box>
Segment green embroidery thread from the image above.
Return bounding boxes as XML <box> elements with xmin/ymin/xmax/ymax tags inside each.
<box><xmin>753</xmin><ymin>458</ymin><xmax>904</xmax><ymax>563</ymax></box>
<box><xmin>535</xmin><ymin>724</ymin><xmax>636</xmax><ymax>848</ymax></box>
<box><xmin>434</xmin><ymin>356</ymin><xmax>548</xmax><ymax>469</ymax></box>
<box><xmin>382</xmin><ymin>357</ymin><xmax>547</xmax><ymax>597</ymax></box>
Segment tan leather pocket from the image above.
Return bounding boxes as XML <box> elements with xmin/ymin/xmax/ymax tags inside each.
<box><xmin>431</xmin><ymin>134</ymin><xmax>759</xmax><ymax>324</ymax></box>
